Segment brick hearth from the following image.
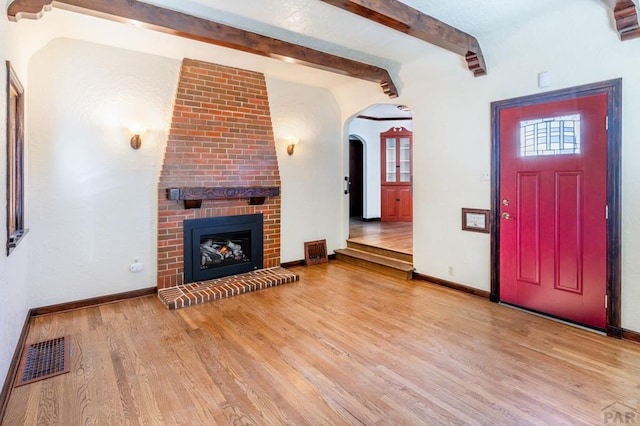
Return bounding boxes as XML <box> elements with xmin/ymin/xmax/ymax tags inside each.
<box><xmin>157</xmin><ymin>267</ymin><xmax>299</xmax><ymax>310</ymax></box>
<box><xmin>157</xmin><ymin>59</ymin><xmax>282</xmax><ymax>290</ymax></box>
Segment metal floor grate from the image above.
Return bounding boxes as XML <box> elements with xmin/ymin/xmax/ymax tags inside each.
<box><xmin>304</xmin><ymin>239</ymin><xmax>328</xmax><ymax>265</ymax></box>
<box><xmin>15</xmin><ymin>335</ymin><xmax>71</xmax><ymax>387</ymax></box>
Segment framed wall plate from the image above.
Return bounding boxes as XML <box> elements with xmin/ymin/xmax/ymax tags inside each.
<box><xmin>462</xmin><ymin>208</ymin><xmax>490</xmax><ymax>233</ymax></box>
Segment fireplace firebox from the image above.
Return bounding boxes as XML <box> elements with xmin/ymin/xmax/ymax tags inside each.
<box><xmin>183</xmin><ymin>214</ymin><xmax>263</xmax><ymax>284</ymax></box>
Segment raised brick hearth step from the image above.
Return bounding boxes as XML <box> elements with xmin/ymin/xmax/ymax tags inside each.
<box><xmin>334</xmin><ymin>247</ymin><xmax>415</xmax><ymax>280</ymax></box>
<box><xmin>157</xmin><ymin>267</ymin><xmax>299</xmax><ymax>310</ymax></box>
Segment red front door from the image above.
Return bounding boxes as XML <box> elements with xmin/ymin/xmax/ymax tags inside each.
<box><xmin>499</xmin><ymin>94</ymin><xmax>607</xmax><ymax>329</ymax></box>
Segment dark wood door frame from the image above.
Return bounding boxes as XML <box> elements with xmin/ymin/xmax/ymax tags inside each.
<box><xmin>490</xmin><ymin>79</ymin><xmax>622</xmax><ymax>337</ymax></box>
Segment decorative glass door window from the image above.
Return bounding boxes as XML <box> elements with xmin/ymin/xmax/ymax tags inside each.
<box><xmin>382</xmin><ymin>128</ymin><xmax>413</xmax><ymax>185</ymax></box>
<box><xmin>520</xmin><ymin>114</ymin><xmax>581</xmax><ymax>157</ymax></box>
<box><xmin>399</xmin><ymin>137</ymin><xmax>411</xmax><ymax>182</ymax></box>
<box><xmin>385</xmin><ymin>138</ymin><xmax>397</xmax><ymax>182</ymax></box>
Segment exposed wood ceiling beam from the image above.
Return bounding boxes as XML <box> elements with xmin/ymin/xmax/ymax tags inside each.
<box><xmin>613</xmin><ymin>0</ymin><xmax>640</xmax><ymax>40</ymax></box>
<box><xmin>7</xmin><ymin>0</ymin><xmax>399</xmax><ymax>98</ymax></box>
<box><xmin>319</xmin><ymin>0</ymin><xmax>487</xmax><ymax>77</ymax></box>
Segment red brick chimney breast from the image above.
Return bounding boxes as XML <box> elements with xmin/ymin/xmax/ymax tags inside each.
<box><xmin>157</xmin><ymin>59</ymin><xmax>281</xmax><ymax>289</ymax></box>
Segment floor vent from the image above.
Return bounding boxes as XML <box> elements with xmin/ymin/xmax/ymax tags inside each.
<box><xmin>15</xmin><ymin>335</ymin><xmax>71</xmax><ymax>387</ymax></box>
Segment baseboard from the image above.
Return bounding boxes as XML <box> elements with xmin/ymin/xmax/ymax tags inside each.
<box><xmin>0</xmin><ymin>310</ymin><xmax>32</xmax><ymax>424</ymax></box>
<box><xmin>622</xmin><ymin>328</ymin><xmax>640</xmax><ymax>343</ymax></box>
<box><xmin>31</xmin><ymin>287</ymin><xmax>157</xmax><ymax>317</ymax></box>
<box><xmin>415</xmin><ymin>275</ymin><xmax>640</xmax><ymax>342</ymax></box>
<box><xmin>362</xmin><ymin>217</ymin><xmax>381</xmax><ymax>222</ymax></box>
<box><xmin>281</xmin><ymin>260</ymin><xmax>306</xmax><ymax>268</ymax></box>
<box><xmin>281</xmin><ymin>254</ymin><xmax>336</xmax><ymax>269</ymax></box>
<box><xmin>607</xmin><ymin>325</ymin><xmax>624</xmax><ymax>339</ymax></box>
<box><xmin>413</xmin><ymin>273</ymin><xmax>491</xmax><ymax>299</ymax></box>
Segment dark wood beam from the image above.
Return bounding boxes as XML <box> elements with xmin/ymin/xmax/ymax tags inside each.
<box><xmin>7</xmin><ymin>0</ymin><xmax>398</xmax><ymax>98</ymax></box>
<box><xmin>614</xmin><ymin>0</ymin><xmax>640</xmax><ymax>40</ymax></box>
<box><xmin>319</xmin><ymin>0</ymin><xmax>487</xmax><ymax>77</ymax></box>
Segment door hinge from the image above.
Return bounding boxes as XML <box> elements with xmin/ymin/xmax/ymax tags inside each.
<box><xmin>605</xmin><ymin>205</ymin><xmax>609</xmax><ymax>220</ymax></box>
<box><xmin>606</xmin><ymin>115</ymin><xmax>609</xmax><ymax>130</ymax></box>
<box><xmin>605</xmin><ymin>294</ymin><xmax>608</xmax><ymax>309</ymax></box>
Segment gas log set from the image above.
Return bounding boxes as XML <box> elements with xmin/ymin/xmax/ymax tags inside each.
<box><xmin>200</xmin><ymin>239</ymin><xmax>247</xmax><ymax>269</ymax></box>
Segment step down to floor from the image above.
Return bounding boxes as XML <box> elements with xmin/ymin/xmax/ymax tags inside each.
<box><xmin>334</xmin><ymin>247</ymin><xmax>415</xmax><ymax>280</ymax></box>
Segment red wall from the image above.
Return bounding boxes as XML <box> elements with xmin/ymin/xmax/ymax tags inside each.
<box><xmin>157</xmin><ymin>59</ymin><xmax>281</xmax><ymax>289</ymax></box>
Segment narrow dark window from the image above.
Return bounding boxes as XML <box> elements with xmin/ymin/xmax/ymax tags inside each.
<box><xmin>6</xmin><ymin>61</ymin><xmax>27</xmax><ymax>255</ymax></box>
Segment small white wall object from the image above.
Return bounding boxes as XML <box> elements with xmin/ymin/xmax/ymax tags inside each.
<box><xmin>538</xmin><ymin>71</ymin><xmax>551</xmax><ymax>88</ymax></box>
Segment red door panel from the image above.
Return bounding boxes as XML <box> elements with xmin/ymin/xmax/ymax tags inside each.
<box><xmin>516</xmin><ymin>172</ymin><xmax>541</xmax><ymax>286</ymax></box>
<box><xmin>398</xmin><ymin>187</ymin><xmax>413</xmax><ymax>221</ymax></box>
<box><xmin>555</xmin><ymin>172</ymin><xmax>582</xmax><ymax>294</ymax></box>
<box><xmin>382</xmin><ymin>187</ymin><xmax>399</xmax><ymax>219</ymax></box>
<box><xmin>499</xmin><ymin>94</ymin><xmax>607</xmax><ymax>329</ymax></box>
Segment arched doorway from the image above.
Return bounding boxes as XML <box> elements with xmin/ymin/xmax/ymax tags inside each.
<box><xmin>344</xmin><ymin>104</ymin><xmax>413</xmax><ymax>255</ymax></box>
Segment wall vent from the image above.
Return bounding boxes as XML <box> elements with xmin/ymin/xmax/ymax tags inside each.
<box><xmin>304</xmin><ymin>240</ymin><xmax>328</xmax><ymax>265</ymax></box>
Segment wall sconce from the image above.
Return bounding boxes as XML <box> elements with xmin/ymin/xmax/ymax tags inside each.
<box><xmin>129</xmin><ymin>124</ymin><xmax>146</xmax><ymax>150</ymax></box>
<box><xmin>286</xmin><ymin>136</ymin><xmax>299</xmax><ymax>156</ymax></box>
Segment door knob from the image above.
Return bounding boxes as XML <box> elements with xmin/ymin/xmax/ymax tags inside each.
<box><xmin>502</xmin><ymin>199</ymin><xmax>510</xmax><ymax>206</ymax></box>
<box><xmin>502</xmin><ymin>212</ymin><xmax>513</xmax><ymax>220</ymax></box>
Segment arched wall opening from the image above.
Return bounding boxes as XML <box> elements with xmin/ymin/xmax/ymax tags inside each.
<box><xmin>345</xmin><ymin>104</ymin><xmax>413</xmax><ymax>221</ymax></box>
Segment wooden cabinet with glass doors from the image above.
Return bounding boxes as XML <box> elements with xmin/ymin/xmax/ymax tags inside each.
<box><xmin>380</xmin><ymin>127</ymin><xmax>412</xmax><ymax>221</ymax></box>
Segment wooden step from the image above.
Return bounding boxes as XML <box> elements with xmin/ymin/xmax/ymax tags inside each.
<box><xmin>346</xmin><ymin>240</ymin><xmax>413</xmax><ymax>263</ymax></box>
<box><xmin>334</xmin><ymin>248</ymin><xmax>415</xmax><ymax>280</ymax></box>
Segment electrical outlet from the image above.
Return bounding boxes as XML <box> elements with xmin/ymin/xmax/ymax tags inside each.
<box><xmin>448</xmin><ymin>266</ymin><xmax>454</xmax><ymax>276</ymax></box>
<box><xmin>129</xmin><ymin>259</ymin><xmax>143</xmax><ymax>273</ymax></box>
<box><xmin>480</xmin><ymin>170</ymin><xmax>490</xmax><ymax>181</ymax></box>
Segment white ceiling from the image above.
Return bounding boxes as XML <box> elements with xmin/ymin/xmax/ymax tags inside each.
<box><xmin>359</xmin><ymin>104</ymin><xmax>412</xmax><ymax>120</ymax></box>
<box><xmin>134</xmin><ymin>0</ymin><xmax>610</xmax><ymax>118</ymax></box>
<box><xmin>139</xmin><ymin>0</ymin><xmax>600</xmax><ymax>69</ymax></box>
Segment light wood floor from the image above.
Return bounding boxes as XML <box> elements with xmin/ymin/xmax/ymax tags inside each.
<box><xmin>349</xmin><ymin>219</ymin><xmax>412</xmax><ymax>255</ymax></box>
<box><xmin>4</xmin><ymin>261</ymin><xmax>640</xmax><ymax>425</ymax></box>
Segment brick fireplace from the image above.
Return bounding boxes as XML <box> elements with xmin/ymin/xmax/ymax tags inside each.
<box><xmin>157</xmin><ymin>59</ymin><xmax>282</xmax><ymax>290</ymax></box>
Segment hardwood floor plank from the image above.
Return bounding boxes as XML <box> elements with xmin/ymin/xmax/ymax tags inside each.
<box><xmin>3</xmin><ymin>261</ymin><xmax>640</xmax><ymax>424</ymax></box>
<box><xmin>198</xmin><ymin>301</ymin><xmax>346</xmax><ymax>424</ymax></box>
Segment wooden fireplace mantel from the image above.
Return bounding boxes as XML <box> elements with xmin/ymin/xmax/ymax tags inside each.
<box><xmin>167</xmin><ymin>186</ymin><xmax>280</xmax><ymax>208</ymax></box>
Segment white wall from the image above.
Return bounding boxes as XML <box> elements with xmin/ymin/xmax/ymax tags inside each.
<box><xmin>0</xmin><ymin>16</ymin><xmax>32</xmax><ymax>392</ymax></box>
<box><xmin>334</xmin><ymin>0</ymin><xmax>640</xmax><ymax>332</ymax></box>
<box><xmin>24</xmin><ymin>39</ymin><xmax>348</xmax><ymax>307</ymax></box>
<box><xmin>267</xmin><ymin>78</ymin><xmax>343</xmax><ymax>262</ymax></box>
<box><xmin>27</xmin><ymin>39</ymin><xmax>180</xmax><ymax>306</ymax></box>
<box><xmin>348</xmin><ymin>117</ymin><xmax>413</xmax><ymax>219</ymax></box>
